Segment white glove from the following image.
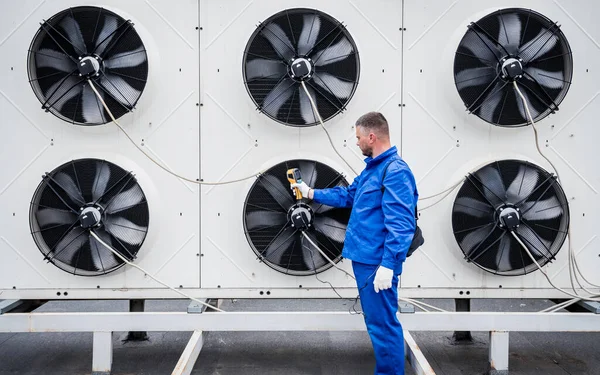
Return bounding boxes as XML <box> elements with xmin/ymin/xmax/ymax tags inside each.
<box><xmin>373</xmin><ymin>266</ymin><xmax>394</xmax><ymax>293</ymax></box>
<box><xmin>290</xmin><ymin>181</ymin><xmax>311</xmax><ymax>198</ymax></box>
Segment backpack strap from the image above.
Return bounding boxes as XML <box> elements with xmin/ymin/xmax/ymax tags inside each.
<box><xmin>380</xmin><ymin>159</ymin><xmax>418</xmax><ymax>221</ymax></box>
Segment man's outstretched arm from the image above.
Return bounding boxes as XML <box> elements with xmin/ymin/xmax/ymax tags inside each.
<box><xmin>292</xmin><ymin>172</ymin><xmax>362</xmax><ymax>208</ymax></box>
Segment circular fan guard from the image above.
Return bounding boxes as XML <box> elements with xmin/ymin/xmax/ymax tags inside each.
<box><xmin>452</xmin><ymin>160</ymin><xmax>569</xmax><ymax>276</ymax></box>
<box><xmin>244</xmin><ymin>160</ymin><xmax>351</xmax><ymax>275</ymax></box>
<box><xmin>30</xmin><ymin>159</ymin><xmax>149</xmax><ymax>276</ymax></box>
<box><xmin>27</xmin><ymin>6</ymin><xmax>148</xmax><ymax>125</ymax></box>
<box><xmin>454</xmin><ymin>8</ymin><xmax>572</xmax><ymax>126</ymax></box>
<box><xmin>243</xmin><ymin>8</ymin><xmax>360</xmax><ymax>127</ymax></box>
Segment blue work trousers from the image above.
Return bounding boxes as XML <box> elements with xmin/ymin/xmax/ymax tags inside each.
<box><xmin>353</xmin><ymin>261</ymin><xmax>405</xmax><ymax>375</ymax></box>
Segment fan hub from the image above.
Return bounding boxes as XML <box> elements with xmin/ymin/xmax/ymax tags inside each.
<box><xmin>500</xmin><ymin>57</ymin><xmax>523</xmax><ymax>81</ymax></box>
<box><xmin>497</xmin><ymin>206</ymin><xmax>521</xmax><ymax>229</ymax></box>
<box><xmin>78</xmin><ymin>56</ymin><xmax>102</xmax><ymax>77</ymax></box>
<box><xmin>79</xmin><ymin>206</ymin><xmax>103</xmax><ymax>228</ymax></box>
<box><xmin>288</xmin><ymin>203</ymin><xmax>314</xmax><ymax>230</ymax></box>
<box><xmin>289</xmin><ymin>57</ymin><xmax>313</xmax><ymax>81</ymax></box>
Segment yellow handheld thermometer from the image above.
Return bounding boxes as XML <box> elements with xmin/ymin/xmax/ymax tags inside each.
<box><xmin>286</xmin><ymin>168</ymin><xmax>304</xmax><ymax>200</ymax></box>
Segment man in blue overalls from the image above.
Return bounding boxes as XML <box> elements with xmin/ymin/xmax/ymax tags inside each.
<box><xmin>292</xmin><ymin>112</ymin><xmax>418</xmax><ymax>375</ymax></box>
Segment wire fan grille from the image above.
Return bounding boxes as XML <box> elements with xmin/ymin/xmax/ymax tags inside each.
<box><xmin>27</xmin><ymin>7</ymin><xmax>148</xmax><ymax>125</ymax></box>
<box><xmin>243</xmin><ymin>8</ymin><xmax>360</xmax><ymax>126</ymax></box>
<box><xmin>454</xmin><ymin>8</ymin><xmax>572</xmax><ymax>126</ymax></box>
<box><xmin>30</xmin><ymin>159</ymin><xmax>149</xmax><ymax>276</ymax></box>
<box><xmin>244</xmin><ymin>160</ymin><xmax>351</xmax><ymax>275</ymax></box>
<box><xmin>452</xmin><ymin>160</ymin><xmax>569</xmax><ymax>276</ymax></box>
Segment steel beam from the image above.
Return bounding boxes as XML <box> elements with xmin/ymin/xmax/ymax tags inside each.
<box><xmin>172</xmin><ymin>330</ymin><xmax>205</xmax><ymax>375</ymax></box>
<box><xmin>404</xmin><ymin>331</ymin><xmax>436</xmax><ymax>375</ymax></box>
<box><xmin>92</xmin><ymin>331</ymin><xmax>113</xmax><ymax>375</ymax></box>
<box><xmin>1</xmin><ymin>311</ymin><xmax>600</xmax><ymax>333</ymax></box>
<box><xmin>488</xmin><ymin>331</ymin><xmax>509</xmax><ymax>375</ymax></box>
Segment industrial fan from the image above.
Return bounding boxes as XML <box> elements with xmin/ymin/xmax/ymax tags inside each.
<box><xmin>243</xmin><ymin>8</ymin><xmax>360</xmax><ymax>126</ymax></box>
<box><xmin>30</xmin><ymin>159</ymin><xmax>149</xmax><ymax>276</ymax></box>
<box><xmin>243</xmin><ymin>160</ymin><xmax>351</xmax><ymax>275</ymax></box>
<box><xmin>27</xmin><ymin>6</ymin><xmax>148</xmax><ymax>125</ymax></box>
<box><xmin>454</xmin><ymin>8</ymin><xmax>572</xmax><ymax>126</ymax></box>
<box><xmin>452</xmin><ymin>160</ymin><xmax>569</xmax><ymax>275</ymax></box>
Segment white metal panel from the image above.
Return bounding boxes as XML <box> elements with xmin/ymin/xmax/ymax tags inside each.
<box><xmin>401</xmin><ymin>0</ymin><xmax>600</xmax><ymax>295</ymax></box>
<box><xmin>0</xmin><ymin>0</ymin><xmax>200</xmax><ymax>292</ymax></box>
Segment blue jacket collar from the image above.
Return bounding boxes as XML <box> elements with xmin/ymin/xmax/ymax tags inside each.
<box><xmin>364</xmin><ymin>146</ymin><xmax>398</xmax><ymax>168</ymax></box>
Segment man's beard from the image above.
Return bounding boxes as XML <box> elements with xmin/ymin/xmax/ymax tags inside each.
<box><xmin>361</xmin><ymin>147</ymin><xmax>373</xmax><ymax>157</ymax></box>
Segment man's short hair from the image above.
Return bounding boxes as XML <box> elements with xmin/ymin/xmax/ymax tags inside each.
<box><xmin>355</xmin><ymin>112</ymin><xmax>389</xmax><ymax>138</ymax></box>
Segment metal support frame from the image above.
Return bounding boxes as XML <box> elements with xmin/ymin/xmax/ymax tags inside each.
<box><xmin>404</xmin><ymin>330</ymin><xmax>436</xmax><ymax>375</ymax></box>
<box><xmin>126</xmin><ymin>299</ymin><xmax>148</xmax><ymax>341</ymax></box>
<box><xmin>92</xmin><ymin>331</ymin><xmax>113</xmax><ymax>375</ymax></box>
<box><xmin>1</xmin><ymin>310</ymin><xmax>599</xmax><ymax>374</ymax></box>
<box><xmin>172</xmin><ymin>330</ymin><xmax>206</xmax><ymax>375</ymax></box>
<box><xmin>452</xmin><ymin>298</ymin><xmax>473</xmax><ymax>343</ymax></box>
<box><xmin>488</xmin><ymin>331</ymin><xmax>509</xmax><ymax>375</ymax></box>
<box><xmin>1</xmin><ymin>311</ymin><xmax>599</xmax><ymax>332</ymax></box>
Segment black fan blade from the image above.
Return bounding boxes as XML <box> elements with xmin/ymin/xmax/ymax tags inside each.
<box><xmin>477</xmin><ymin>165</ymin><xmax>507</xmax><ymax>204</ymax></box>
<box><xmin>263</xmin><ymin>226</ymin><xmax>296</xmax><ymax>264</ymax></box>
<box><xmin>44</xmin><ymin>75</ymin><xmax>82</xmax><ymax>111</ymax></box>
<box><xmin>520</xmin><ymin>29</ymin><xmax>559</xmax><ymax>63</ymax></box>
<box><xmin>297</xmin><ymin>14</ymin><xmax>321</xmax><ymax>56</ymax></box>
<box><xmin>454</xmin><ymin>196</ymin><xmax>494</xmax><ymax>218</ymax></box>
<box><xmin>455</xmin><ymin>67</ymin><xmax>495</xmax><ymax>91</ymax></box>
<box><xmin>299</xmin><ymin>84</ymin><xmax>317</xmax><ymax>124</ymax></box>
<box><xmin>314</xmin><ymin>216</ymin><xmax>346</xmax><ymax>243</ymax></box>
<box><xmin>476</xmin><ymin>81</ymin><xmax>503</xmax><ymax>123</ymax></box>
<box><xmin>262</xmin><ymin>78</ymin><xmax>294</xmax><ymax>114</ymax></box>
<box><xmin>246</xmin><ymin>211</ymin><xmax>287</xmax><ymax>230</ymax></box>
<box><xmin>506</xmin><ymin>165</ymin><xmax>538</xmax><ymax>202</ymax></box>
<box><xmin>59</xmin><ymin>15</ymin><xmax>87</xmax><ymax>54</ymax></box>
<box><xmin>104</xmin><ymin>46</ymin><xmax>146</xmax><ymax>69</ymax></box>
<box><xmin>302</xmin><ymin>233</ymin><xmax>327</xmax><ymax>270</ymax></box>
<box><xmin>261</xmin><ymin>22</ymin><xmax>295</xmax><ymax>61</ymax></box>
<box><xmin>460</xmin><ymin>30</ymin><xmax>501</xmax><ymax>65</ymax></box>
<box><xmin>105</xmin><ymin>186</ymin><xmax>145</xmax><ymax>214</ymax></box>
<box><xmin>36</xmin><ymin>49</ymin><xmax>75</xmax><ymax>72</ymax></box>
<box><xmin>525</xmin><ymin>67</ymin><xmax>564</xmax><ymax>90</ymax></box>
<box><xmin>514</xmin><ymin>225</ymin><xmax>552</xmax><ymax>260</ymax></box>
<box><xmin>521</xmin><ymin>196</ymin><xmax>563</xmax><ymax>221</ymax></box>
<box><xmin>498</xmin><ymin>13</ymin><xmax>521</xmax><ymax>54</ymax></box>
<box><xmin>313</xmin><ymin>38</ymin><xmax>353</xmax><ymax>66</ymax></box>
<box><xmin>495</xmin><ymin>233</ymin><xmax>513</xmax><ymax>272</ymax></box>
<box><xmin>53</xmin><ymin>172</ymin><xmax>85</xmax><ymax>204</ymax></box>
<box><xmin>313</xmin><ymin>72</ymin><xmax>354</xmax><ymax>100</ymax></box>
<box><xmin>103</xmin><ymin>216</ymin><xmax>147</xmax><ymax>246</ymax></box>
<box><xmin>99</xmin><ymin>72</ymin><xmax>140</xmax><ymax>108</ymax></box>
<box><xmin>88</xmin><ymin>231</ymin><xmax>117</xmax><ymax>271</ymax></box>
<box><xmin>245</xmin><ymin>59</ymin><xmax>287</xmax><ymax>80</ymax></box>
<box><xmin>53</xmin><ymin>227</ymin><xmax>87</xmax><ymax>261</ymax></box>
<box><xmin>94</xmin><ymin>15</ymin><xmax>119</xmax><ymax>56</ymax></box>
<box><xmin>460</xmin><ymin>224</ymin><xmax>494</xmax><ymax>255</ymax></box>
<box><xmin>36</xmin><ymin>208</ymin><xmax>78</xmax><ymax>228</ymax></box>
<box><xmin>260</xmin><ymin>174</ymin><xmax>294</xmax><ymax>210</ymax></box>
<box><xmin>81</xmin><ymin>83</ymin><xmax>106</xmax><ymax>123</ymax></box>
<box><xmin>92</xmin><ymin>161</ymin><xmax>111</xmax><ymax>201</ymax></box>
<box><xmin>514</xmin><ymin>83</ymin><xmax>542</xmax><ymax>122</ymax></box>
<box><xmin>298</xmin><ymin>160</ymin><xmax>318</xmax><ymax>187</ymax></box>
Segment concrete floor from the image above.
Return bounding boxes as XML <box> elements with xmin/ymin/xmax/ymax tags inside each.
<box><xmin>0</xmin><ymin>298</ymin><xmax>599</xmax><ymax>374</ymax></box>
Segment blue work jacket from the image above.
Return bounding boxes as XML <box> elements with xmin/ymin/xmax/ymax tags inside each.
<box><xmin>313</xmin><ymin>146</ymin><xmax>418</xmax><ymax>274</ymax></box>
